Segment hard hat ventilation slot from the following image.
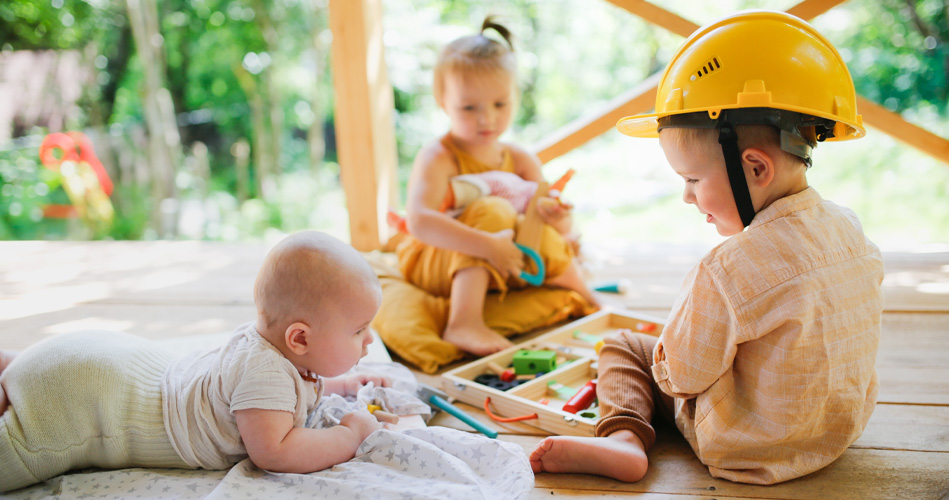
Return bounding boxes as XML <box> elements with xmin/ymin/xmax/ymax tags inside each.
<box><xmin>693</xmin><ymin>57</ymin><xmax>721</xmax><ymax>80</ymax></box>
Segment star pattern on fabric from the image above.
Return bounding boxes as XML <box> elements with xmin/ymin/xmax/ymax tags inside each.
<box><xmin>4</xmin><ymin>364</ymin><xmax>532</xmax><ymax>500</ymax></box>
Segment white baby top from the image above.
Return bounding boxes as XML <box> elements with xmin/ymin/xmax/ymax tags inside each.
<box><xmin>161</xmin><ymin>322</ymin><xmax>322</xmax><ymax>469</ymax></box>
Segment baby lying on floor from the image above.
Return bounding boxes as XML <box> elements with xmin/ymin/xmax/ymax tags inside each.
<box><xmin>0</xmin><ymin>231</ymin><xmax>399</xmax><ymax>492</ymax></box>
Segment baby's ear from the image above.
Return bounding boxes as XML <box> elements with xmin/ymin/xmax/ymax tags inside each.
<box><xmin>284</xmin><ymin>322</ymin><xmax>311</xmax><ymax>355</ymax></box>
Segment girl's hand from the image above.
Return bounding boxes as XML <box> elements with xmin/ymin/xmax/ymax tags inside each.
<box><xmin>536</xmin><ymin>197</ymin><xmax>572</xmax><ymax>225</ymax></box>
<box><xmin>340</xmin><ymin>408</ymin><xmax>383</xmax><ymax>443</ymax></box>
<box><xmin>485</xmin><ymin>229</ymin><xmax>523</xmax><ymax>280</ymax></box>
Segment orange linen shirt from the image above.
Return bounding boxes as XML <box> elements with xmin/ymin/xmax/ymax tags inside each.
<box><xmin>652</xmin><ymin>187</ymin><xmax>884</xmax><ymax>485</ymax></box>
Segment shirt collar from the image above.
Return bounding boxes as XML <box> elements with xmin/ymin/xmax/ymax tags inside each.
<box><xmin>748</xmin><ymin>186</ymin><xmax>821</xmax><ymax>229</ymax></box>
<box><xmin>250</xmin><ymin>325</ymin><xmax>319</xmax><ymax>383</ymax></box>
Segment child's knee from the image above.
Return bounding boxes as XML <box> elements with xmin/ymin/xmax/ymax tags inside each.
<box><xmin>538</xmin><ymin>226</ymin><xmax>573</xmax><ymax>277</ymax></box>
<box><xmin>459</xmin><ymin>196</ymin><xmax>517</xmax><ymax>231</ymax></box>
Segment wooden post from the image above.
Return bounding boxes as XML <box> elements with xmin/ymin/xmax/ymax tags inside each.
<box><xmin>328</xmin><ymin>0</ymin><xmax>398</xmax><ymax>251</ymax></box>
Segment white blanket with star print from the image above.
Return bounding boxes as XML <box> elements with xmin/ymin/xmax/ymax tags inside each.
<box><xmin>6</xmin><ymin>357</ymin><xmax>534</xmax><ymax>500</ymax></box>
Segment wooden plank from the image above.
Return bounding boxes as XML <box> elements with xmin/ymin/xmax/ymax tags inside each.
<box><xmin>0</xmin><ymin>241</ymin><xmax>264</xmax><ymax>305</ymax></box>
<box><xmin>784</xmin><ymin>0</ymin><xmax>849</xmax><ymax>21</ymax></box>
<box><xmin>584</xmin><ymin>246</ymin><xmax>949</xmax><ymax>313</ymax></box>
<box><xmin>854</xmin><ymin>403</ymin><xmax>949</xmax><ymax>452</ymax></box>
<box><xmin>857</xmin><ymin>96</ymin><xmax>949</xmax><ymax>165</ymax></box>
<box><xmin>531</xmin><ymin>490</ymin><xmax>771</xmax><ymax>500</ymax></box>
<box><xmin>534</xmin><ymin>73</ymin><xmax>661</xmax><ymax>164</ymax></box>
<box><xmin>437</xmin><ymin>392</ymin><xmax>949</xmax><ymax>453</ymax></box>
<box><xmin>877</xmin><ymin>366</ymin><xmax>949</xmax><ymax>405</ymax></box>
<box><xmin>877</xmin><ymin>312</ymin><xmax>949</xmax><ymax>405</ymax></box>
<box><xmin>503</xmin><ymin>431</ymin><xmax>949</xmax><ymax>499</ymax></box>
<box><xmin>328</xmin><ymin>0</ymin><xmax>397</xmax><ymax>250</ymax></box>
<box><xmin>0</xmin><ymin>302</ymin><xmax>257</xmax><ymax>351</ymax></box>
<box><xmin>600</xmin><ymin>0</ymin><xmax>697</xmax><ymax>37</ymax></box>
<box><xmin>0</xmin><ymin>243</ymin><xmax>942</xmax><ymax>314</ymax></box>
<box><xmin>878</xmin><ymin>313</ymin><xmax>949</xmax><ymax>366</ymax></box>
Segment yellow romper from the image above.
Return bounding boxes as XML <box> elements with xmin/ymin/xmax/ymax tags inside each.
<box><xmin>396</xmin><ymin>134</ymin><xmax>574</xmax><ymax>298</ymax></box>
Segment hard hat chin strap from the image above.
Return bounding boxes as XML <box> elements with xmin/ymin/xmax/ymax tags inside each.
<box><xmin>717</xmin><ymin>122</ymin><xmax>756</xmax><ymax>228</ymax></box>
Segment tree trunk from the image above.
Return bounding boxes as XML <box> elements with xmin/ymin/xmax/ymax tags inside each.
<box><xmin>305</xmin><ymin>3</ymin><xmax>328</xmax><ymax>182</ymax></box>
<box><xmin>253</xmin><ymin>0</ymin><xmax>283</xmax><ymax>186</ymax></box>
<box><xmin>126</xmin><ymin>0</ymin><xmax>181</xmax><ymax>238</ymax></box>
<box><xmin>234</xmin><ymin>65</ymin><xmax>272</xmax><ymax>201</ymax></box>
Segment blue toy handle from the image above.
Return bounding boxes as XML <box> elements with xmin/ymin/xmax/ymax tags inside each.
<box><xmin>515</xmin><ymin>243</ymin><xmax>545</xmax><ymax>286</ymax></box>
<box><xmin>428</xmin><ymin>394</ymin><xmax>498</xmax><ymax>439</ymax></box>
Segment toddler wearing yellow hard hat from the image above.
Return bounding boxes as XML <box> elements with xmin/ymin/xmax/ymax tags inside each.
<box><xmin>529</xmin><ymin>10</ymin><xmax>883</xmax><ymax>485</ymax></box>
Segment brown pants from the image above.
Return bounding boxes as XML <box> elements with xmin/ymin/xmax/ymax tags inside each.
<box><xmin>594</xmin><ymin>330</ymin><xmax>676</xmax><ymax>450</ymax></box>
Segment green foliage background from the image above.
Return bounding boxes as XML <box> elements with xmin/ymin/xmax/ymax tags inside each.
<box><xmin>0</xmin><ymin>0</ymin><xmax>946</xmax><ymax>248</ymax></box>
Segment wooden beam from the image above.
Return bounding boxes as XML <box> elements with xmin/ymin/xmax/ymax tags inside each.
<box><xmin>537</xmin><ymin>0</ymin><xmax>949</xmax><ymax>167</ymax></box>
<box><xmin>785</xmin><ymin>0</ymin><xmax>849</xmax><ymax>21</ymax></box>
<box><xmin>328</xmin><ymin>0</ymin><xmax>397</xmax><ymax>251</ymax></box>
<box><xmin>603</xmin><ymin>0</ymin><xmax>845</xmax><ymax>39</ymax></box>
<box><xmin>857</xmin><ymin>96</ymin><xmax>949</xmax><ymax>164</ymax></box>
<box><xmin>535</xmin><ymin>72</ymin><xmax>661</xmax><ymax>164</ymax></box>
<box><xmin>600</xmin><ymin>0</ymin><xmax>696</xmax><ymax>36</ymax></box>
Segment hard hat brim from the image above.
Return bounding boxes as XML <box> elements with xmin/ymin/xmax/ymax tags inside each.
<box><xmin>616</xmin><ymin>113</ymin><xmax>661</xmax><ymax>138</ymax></box>
<box><xmin>617</xmin><ymin>107</ymin><xmax>865</xmax><ymax>141</ymax></box>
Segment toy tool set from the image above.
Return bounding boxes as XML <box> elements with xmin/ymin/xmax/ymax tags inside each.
<box><xmin>441</xmin><ymin>309</ymin><xmax>664</xmax><ymax>436</ymax></box>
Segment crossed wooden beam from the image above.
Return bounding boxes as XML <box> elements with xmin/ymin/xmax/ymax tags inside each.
<box><xmin>534</xmin><ymin>0</ymin><xmax>949</xmax><ymax>165</ymax></box>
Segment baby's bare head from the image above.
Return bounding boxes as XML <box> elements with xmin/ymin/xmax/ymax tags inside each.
<box><xmin>253</xmin><ymin>231</ymin><xmax>379</xmax><ymax>339</ymax></box>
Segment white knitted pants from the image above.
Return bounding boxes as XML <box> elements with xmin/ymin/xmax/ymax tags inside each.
<box><xmin>0</xmin><ymin>331</ymin><xmax>190</xmax><ymax>493</ymax></box>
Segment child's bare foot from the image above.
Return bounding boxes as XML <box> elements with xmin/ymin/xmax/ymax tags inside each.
<box><xmin>545</xmin><ymin>261</ymin><xmax>601</xmax><ymax>309</ymax></box>
<box><xmin>443</xmin><ymin>323</ymin><xmax>513</xmax><ymax>356</ymax></box>
<box><xmin>0</xmin><ymin>350</ymin><xmax>17</xmax><ymax>416</ymax></box>
<box><xmin>529</xmin><ymin>430</ymin><xmax>648</xmax><ymax>482</ymax></box>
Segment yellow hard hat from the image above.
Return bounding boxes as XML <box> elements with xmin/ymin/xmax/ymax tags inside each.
<box><xmin>617</xmin><ymin>10</ymin><xmax>864</xmax><ymax>143</ymax></box>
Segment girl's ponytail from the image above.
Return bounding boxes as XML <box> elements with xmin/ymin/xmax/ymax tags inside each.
<box><xmin>481</xmin><ymin>15</ymin><xmax>514</xmax><ymax>51</ymax></box>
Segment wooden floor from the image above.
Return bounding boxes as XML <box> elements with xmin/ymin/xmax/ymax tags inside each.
<box><xmin>1</xmin><ymin>240</ymin><xmax>947</xmax><ymax>499</ymax></box>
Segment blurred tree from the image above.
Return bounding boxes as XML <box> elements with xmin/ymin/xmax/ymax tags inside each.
<box><xmin>0</xmin><ymin>0</ymin><xmax>945</xmax><ymax>243</ymax></box>
<box><xmin>823</xmin><ymin>0</ymin><xmax>948</xmax><ymax>116</ymax></box>
<box><xmin>127</xmin><ymin>0</ymin><xmax>182</xmax><ymax>237</ymax></box>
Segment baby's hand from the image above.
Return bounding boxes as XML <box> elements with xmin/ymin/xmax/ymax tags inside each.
<box><xmin>340</xmin><ymin>408</ymin><xmax>383</xmax><ymax>443</ymax></box>
<box><xmin>340</xmin><ymin>372</ymin><xmax>392</xmax><ymax>396</ymax></box>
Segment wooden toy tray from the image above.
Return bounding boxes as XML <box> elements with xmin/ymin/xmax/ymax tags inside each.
<box><xmin>440</xmin><ymin>308</ymin><xmax>665</xmax><ymax>436</ymax></box>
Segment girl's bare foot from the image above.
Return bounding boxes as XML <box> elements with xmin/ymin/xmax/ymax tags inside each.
<box><xmin>545</xmin><ymin>260</ymin><xmax>601</xmax><ymax>309</ymax></box>
<box><xmin>443</xmin><ymin>323</ymin><xmax>513</xmax><ymax>356</ymax></box>
<box><xmin>529</xmin><ymin>430</ymin><xmax>648</xmax><ymax>483</ymax></box>
<box><xmin>0</xmin><ymin>350</ymin><xmax>17</xmax><ymax>416</ymax></box>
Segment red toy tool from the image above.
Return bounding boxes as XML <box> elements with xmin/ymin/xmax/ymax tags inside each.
<box><xmin>562</xmin><ymin>379</ymin><xmax>597</xmax><ymax>414</ymax></box>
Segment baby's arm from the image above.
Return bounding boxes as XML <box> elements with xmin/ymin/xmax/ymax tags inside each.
<box><xmin>406</xmin><ymin>143</ymin><xmax>522</xmax><ymax>278</ymax></box>
<box><xmin>235</xmin><ymin>407</ymin><xmax>381</xmax><ymax>473</ymax></box>
<box><xmin>323</xmin><ymin>372</ymin><xmax>391</xmax><ymax>397</ymax></box>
